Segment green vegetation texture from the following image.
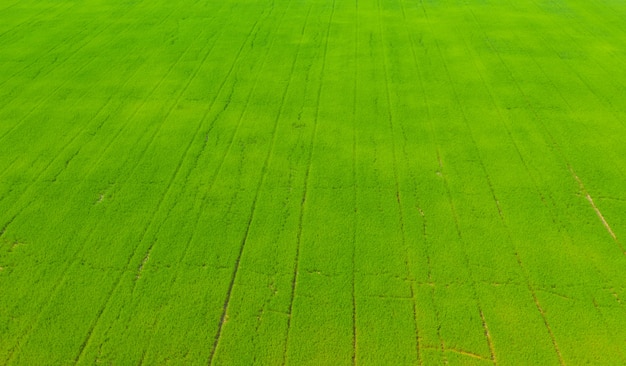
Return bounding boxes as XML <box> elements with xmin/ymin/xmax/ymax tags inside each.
<box><xmin>2</xmin><ymin>0</ymin><xmax>626</xmax><ymax>364</ymax></box>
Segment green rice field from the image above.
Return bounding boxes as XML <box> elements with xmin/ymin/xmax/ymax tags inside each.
<box><xmin>2</xmin><ymin>0</ymin><xmax>626</xmax><ymax>364</ymax></box>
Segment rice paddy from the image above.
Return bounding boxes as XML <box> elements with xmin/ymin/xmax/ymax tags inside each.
<box><xmin>2</xmin><ymin>0</ymin><xmax>626</xmax><ymax>364</ymax></box>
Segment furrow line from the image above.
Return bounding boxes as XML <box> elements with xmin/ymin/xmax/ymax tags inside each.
<box><xmin>206</xmin><ymin>1</ymin><xmax>297</xmax><ymax>363</ymax></box>
<box><xmin>0</xmin><ymin>22</ymin><xmax>93</xmax><ymax>90</ymax></box>
<box><xmin>0</xmin><ymin>0</ymin><xmax>186</xmax><ymax>189</ymax></box>
<box><xmin>569</xmin><ymin>166</ymin><xmax>622</xmax><ymax>250</ymax></box>
<box><xmin>455</xmin><ymin>0</ymin><xmax>567</xmax><ymax>244</ymax></box>
<box><xmin>0</xmin><ymin>0</ymin><xmax>182</xmax><ymax>115</ymax></box>
<box><xmin>524</xmin><ymin>0</ymin><xmax>626</xmax><ymax>143</ymax></box>
<box><xmin>591</xmin><ymin>298</ymin><xmax>626</xmax><ymax>360</ymax></box>
<box><xmin>461</xmin><ymin>5</ymin><xmax>566</xmax><ymax>365</ymax></box>
<box><xmin>4</xmin><ymin>1</ymin><xmax>212</xmax><ymax>359</ymax></box>
<box><xmin>495</xmin><ymin>0</ymin><xmax>619</xmax><ymax>248</ymax></box>
<box><xmin>529</xmin><ymin>281</ymin><xmax>566</xmax><ymax>364</ymax></box>
<box><xmin>377</xmin><ymin>0</ymin><xmax>421</xmax><ymax>361</ymax></box>
<box><xmin>73</xmin><ymin>6</ymin><xmax>232</xmax><ymax>363</ymax></box>
<box><xmin>35</xmin><ymin>57</ymin><xmax>142</xmax><ymax>183</ymax></box>
<box><xmin>457</xmin><ymin>12</ymin><xmax>567</xmax><ymax>363</ymax></box>
<box><xmin>546</xmin><ymin>0</ymin><xmax>626</xmax><ymax>69</ymax></box>
<box><xmin>243</xmin><ymin>6</ymin><xmax>316</xmax><ymax>359</ymax></box>
<box><xmin>587</xmin><ymin>0</ymin><xmax>626</xmax><ymax>35</ymax></box>
<box><xmin>135</xmin><ymin>243</ymin><xmax>154</xmax><ymax>280</ymax></box>
<box><xmin>351</xmin><ymin>0</ymin><xmax>359</xmax><ymax>363</ymax></box>
<box><xmin>421</xmin><ymin>346</ymin><xmax>491</xmax><ymax>362</ymax></box>
<box><xmin>0</xmin><ymin>45</ymin><xmax>156</xmax><ymax>362</ymax></box>
<box><xmin>0</xmin><ymin>0</ymin><xmax>203</xmax><ymax>247</ymax></box>
<box><xmin>127</xmin><ymin>2</ymin><xmax>252</xmax><ymax>288</ymax></box>
<box><xmin>397</xmin><ymin>0</ymin><xmax>446</xmax><ymax>360</ymax></box>
<box><xmin>440</xmin><ymin>150</ymin><xmax>496</xmax><ymax>365</ymax></box>
<box><xmin>0</xmin><ymin>0</ymin><xmax>22</xmax><ymax>13</ymax></box>
<box><xmin>135</xmin><ymin>1</ymin><xmax>292</xmax><ymax>360</ymax></box>
<box><xmin>0</xmin><ymin>1</ymin><xmax>73</xmax><ymax>40</ymax></box>
<box><xmin>0</xmin><ymin>3</ymin><xmax>152</xmax><ymax>141</ymax></box>
<box><xmin>143</xmin><ymin>0</ymin><xmax>279</xmax><ymax>285</ymax></box>
<box><xmin>175</xmin><ymin>0</ymin><xmax>278</xmax><ymax>193</ymax></box>
<box><xmin>282</xmin><ymin>0</ymin><xmax>336</xmax><ymax>363</ymax></box>
<box><xmin>207</xmin><ymin>204</ymin><xmax>254</xmax><ymax>365</ymax></box>
<box><xmin>419</xmin><ymin>4</ymin><xmax>497</xmax><ymax>364</ymax></box>
<box><xmin>493</xmin><ymin>0</ymin><xmax>622</xmax><ymax>259</ymax></box>
<box><xmin>71</xmin><ymin>2</ymin><xmax>221</xmax><ymax>191</ymax></box>
<box><xmin>0</xmin><ymin>40</ymin><xmax>156</xmax><ymax>238</ymax></box>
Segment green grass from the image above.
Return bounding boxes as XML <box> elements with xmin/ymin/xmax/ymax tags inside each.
<box><xmin>2</xmin><ymin>0</ymin><xmax>626</xmax><ymax>364</ymax></box>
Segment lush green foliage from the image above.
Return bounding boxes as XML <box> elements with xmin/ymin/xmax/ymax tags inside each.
<box><xmin>2</xmin><ymin>0</ymin><xmax>626</xmax><ymax>364</ymax></box>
